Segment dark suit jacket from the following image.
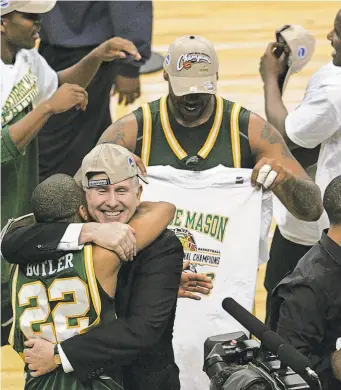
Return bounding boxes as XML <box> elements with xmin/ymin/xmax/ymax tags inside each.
<box><xmin>2</xmin><ymin>226</ymin><xmax>183</xmax><ymax>390</ymax></box>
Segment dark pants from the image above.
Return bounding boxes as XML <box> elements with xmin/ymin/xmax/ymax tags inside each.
<box><xmin>264</xmin><ymin>226</ymin><xmax>312</xmax><ymax>324</ymax></box>
<box><xmin>38</xmin><ymin>42</ymin><xmax>117</xmax><ymax>181</ymax></box>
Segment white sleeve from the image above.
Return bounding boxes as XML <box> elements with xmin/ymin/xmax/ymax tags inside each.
<box><xmin>285</xmin><ymin>86</ymin><xmax>340</xmax><ymax>149</ymax></box>
<box><xmin>57</xmin><ymin>344</ymin><xmax>74</xmax><ymax>373</ymax></box>
<box><xmin>30</xmin><ymin>49</ymin><xmax>58</xmax><ymax>105</ymax></box>
<box><xmin>57</xmin><ymin>224</ymin><xmax>84</xmax><ymax>251</ymax></box>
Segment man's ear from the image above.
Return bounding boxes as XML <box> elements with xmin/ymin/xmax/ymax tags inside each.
<box><xmin>163</xmin><ymin>71</ymin><xmax>169</xmax><ymax>81</ymax></box>
<box><xmin>136</xmin><ymin>184</ymin><xmax>143</xmax><ymax>207</ymax></box>
<box><xmin>78</xmin><ymin>205</ymin><xmax>89</xmax><ymax>222</ymax></box>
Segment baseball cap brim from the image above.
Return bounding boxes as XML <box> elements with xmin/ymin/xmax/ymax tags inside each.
<box><xmin>169</xmin><ymin>74</ymin><xmax>217</xmax><ymax>96</ymax></box>
<box><xmin>1</xmin><ymin>0</ymin><xmax>56</xmax><ymax>16</ymax></box>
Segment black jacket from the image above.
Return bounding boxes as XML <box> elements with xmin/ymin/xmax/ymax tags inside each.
<box><xmin>269</xmin><ymin>233</ymin><xmax>341</xmax><ymax>390</ymax></box>
<box><xmin>2</xmin><ymin>226</ymin><xmax>183</xmax><ymax>390</ymax></box>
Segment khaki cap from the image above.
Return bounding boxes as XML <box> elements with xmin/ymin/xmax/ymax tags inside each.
<box><xmin>1</xmin><ymin>0</ymin><xmax>56</xmax><ymax>15</ymax></box>
<box><xmin>81</xmin><ymin>144</ymin><xmax>148</xmax><ymax>188</ymax></box>
<box><xmin>163</xmin><ymin>35</ymin><xmax>219</xmax><ymax>96</ymax></box>
<box><xmin>277</xmin><ymin>24</ymin><xmax>316</xmax><ymax>92</ymax></box>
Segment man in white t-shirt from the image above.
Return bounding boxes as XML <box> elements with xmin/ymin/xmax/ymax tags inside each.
<box><xmin>140</xmin><ymin>165</ymin><xmax>273</xmax><ymax>390</ymax></box>
<box><xmin>259</xmin><ymin>10</ymin><xmax>341</xmax><ymax>320</ymax></box>
<box><xmin>1</xmin><ymin>0</ymin><xmax>141</xmax><ymax>344</ymax></box>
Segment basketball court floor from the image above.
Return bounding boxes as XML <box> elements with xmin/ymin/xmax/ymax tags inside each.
<box><xmin>1</xmin><ymin>2</ymin><xmax>338</xmax><ymax>388</ymax></box>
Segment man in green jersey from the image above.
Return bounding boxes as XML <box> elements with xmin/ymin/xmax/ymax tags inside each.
<box><xmin>99</xmin><ymin>35</ymin><xmax>323</xmax><ymax>223</ymax></box>
<box><xmin>11</xmin><ymin>172</ymin><xmax>176</xmax><ymax>389</ymax></box>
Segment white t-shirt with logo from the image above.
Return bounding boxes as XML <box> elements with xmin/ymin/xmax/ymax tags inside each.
<box><xmin>1</xmin><ymin>48</ymin><xmax>58</xmax><ymax>127</ymax></box>
<box><xmin>274</xmin><ymin>62</ymin><xmax>341</xmax><ymax>245</ymax></box>
<box><xmin>142</xmin><ymin>165</ymin><xmax>272</xmax><ymax>390</ymax></box>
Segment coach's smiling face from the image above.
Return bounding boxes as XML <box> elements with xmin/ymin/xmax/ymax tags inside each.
<box><xmin>84</xmin><ymin>173</ymin><xmax>142</xmax><ymax>224</ymax></box>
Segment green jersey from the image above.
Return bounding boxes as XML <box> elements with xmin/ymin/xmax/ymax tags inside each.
<box><xmin>9</xmin><ymin>245</ymin><xmax>122</xmax><ymax>390</ymax></box>
<box><xmin>133</xmin><ymin>96</ymin><xmax>255</xmax><ymax>171</ymax></box>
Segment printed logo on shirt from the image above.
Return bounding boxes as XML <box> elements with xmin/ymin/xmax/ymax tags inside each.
<box><xmin>1</xmin><ymin>68</ymin><xmax>38</xmax><ymax>127</ymax></box>
<box><xmin>171</xmin><ymin>227</ymin><xmax>221</xmax><ymax>268</ymax></box>
<box><xmin>170</xmin><ymin>208</ymin><xmax>228</xmax><ymax>243</ymax></box>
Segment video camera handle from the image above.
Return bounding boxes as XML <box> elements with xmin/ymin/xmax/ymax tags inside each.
<box><xmin>222</xmin><ymin>298</ymin><xmax>321</xmax><ymax>389</ymax></box>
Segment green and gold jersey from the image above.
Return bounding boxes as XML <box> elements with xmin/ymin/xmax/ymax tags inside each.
<box><xmin>9</xmin><ymin>245</ymin><xmax>122</xmax><ymax>390</ymax></box>
<box><xmin>133</xmin><ymin>96</ymin><xmax>255</xmax><ymax>171</ymax></box>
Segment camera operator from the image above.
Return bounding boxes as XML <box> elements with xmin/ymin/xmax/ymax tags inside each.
<box><xmin>269</xmin><ymin>175</ymin><xmax>341</xmax><ymax>390</ymax></box>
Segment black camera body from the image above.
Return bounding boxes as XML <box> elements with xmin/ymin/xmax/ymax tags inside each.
<box><xmin>203</xmin><ymin>332</ymin><xmax>310</xmax><ymax>390</ymax></box>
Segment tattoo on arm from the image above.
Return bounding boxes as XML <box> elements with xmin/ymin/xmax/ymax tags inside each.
<box><xmin>98</xmin><ymin>119</ymin><xmax>127</xmax><ymax>148</ymax></box>
<box><xmin>275</xmin><ymin>177</ymin><xmax>322</xmax><ymax>221</ymax></box>
<box><xmin>111</xmin><ymin>119</ymin><xmax>125</xmax><ymax>146</ymax></box>
<box><xmin>260</xmin><ymin>122</ymin><xmax>294</xmax><ymax>159</ymax></box>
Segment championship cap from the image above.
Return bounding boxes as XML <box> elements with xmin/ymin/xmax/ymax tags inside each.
<box><xmin>1</xmin><ymin>0</ymin><xmax>56</xmax><ymax>15</ymax></box>
<box><xmin>163</xmin><ymin>35</ymin><xmax>219</xmax><ymax>96</ymax></box>
<box><xmin>81</xmin><ymin>144</ymin><xmax>148</xmax><ymax>188</ymax></box>
<box><xmin>277</xmin><ymin>24</ymin><xmax>315</xmax><ymax>92</ymax></box>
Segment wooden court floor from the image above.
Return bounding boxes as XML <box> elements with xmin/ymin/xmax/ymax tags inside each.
<box><xmin>1</xmin><ymin>2</ymin><xmax>338</xmax><ymax>388</ymax></box>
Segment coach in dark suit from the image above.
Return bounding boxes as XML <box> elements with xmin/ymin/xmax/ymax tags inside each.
<box><xmin>9</xmin><ymin>144</ymin><xmax>184</xmax><ymax>390</ymax></box>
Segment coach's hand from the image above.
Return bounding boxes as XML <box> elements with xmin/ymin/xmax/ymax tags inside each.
<box><xmin>46</xmin><ymin>83</ymin><xmax>88</xmax><ymax>113</ymax></box>
<box><xmin>80</xmin><ymin>222</ymin><xmax>136</xmax><ymax>261</ymax></box>
<box><xmin>178</xmin><ymin>261</ymin><xmax>213</xmax><ymax>300</ymax></box>
<box><xmin>24</xmin><ymin>338</ymin><xmax>56</xmax><ymax>377</ymax></box>
<box><xmin>251</xmin><ymin>158</ymin><xmax>294</xmax><ymax>191</ymax></box>
<box><xmin>94</xmin><ymin>37</ymin><xmax>141</xmax><ymax>62</ymax></box>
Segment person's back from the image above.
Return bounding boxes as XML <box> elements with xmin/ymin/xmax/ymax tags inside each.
<box><xmin>9</xmin><ymin>174</ymin><xmax>122</xmax><ymax>389</ymax></box>
<box><xmin>270</xmin><ymin>175</ymin><xmax>341</xmax><ymax>390</ymax></box>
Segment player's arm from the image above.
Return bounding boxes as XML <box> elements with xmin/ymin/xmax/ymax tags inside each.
<box><xmin>57</xmin><ymin>38</ymin><xmax>140</xmax><ymax>89</ymax></box>
<box><xmin>93</xmin><ymin>201</ymin><xmax>176</xmax><ymax>296</ymax></box>
<box><xmin>97</xmin><ymin>113</ymin><xmax>138</xmax><ymax>152</ymax></box>
<box><xmin>248</xmin><ymin>113</ymin><xmax>323</xmax><ymax>222</ymax></box>
<box><xmin>1</xmin><ymin>85</ymin><xmax>88</xmax><ymax>155</ymax></box>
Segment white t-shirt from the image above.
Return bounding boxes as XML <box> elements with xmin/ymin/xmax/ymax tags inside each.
<box><xmin>274</xmin><ymin>62</ymin><xmax>341</xmax><ymax>245</ymax></box>
<box><xmin>1</xmin><ymin>48</ymin><xmax>58</xmax><ymax>127</ymax></box>
<box><xmin>142</xmin><ymin>165</ymin><xmax>272</xmax><ymax>390</ymax></box>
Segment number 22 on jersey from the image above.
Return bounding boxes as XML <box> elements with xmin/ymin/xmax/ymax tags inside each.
<box><xmin>18</xmin><ymin>277</ymin><xmax>90</xmax><ymax>343</ymax></box>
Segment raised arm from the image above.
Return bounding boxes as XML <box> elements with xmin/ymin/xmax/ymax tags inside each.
<box><xmin>248</xmin><ymin>114</ymin><xmax>323</xmax><ymax>222</ymax></box>
<box><xmin>1</xmin><ymin>85</ymin><xmax>88</xmax><ymax>155</ymax></box>
<box><xmin>1</xmin><ymin>202</ymin><xmax>174</xmax><ymax>265</ymax></box>
<box><xmin>57</xmin><ymin>38</ymin><xmax>141</xmax><ymax>88</ymax></box>
<box><xmin>97</xmin><ymin>113</ymin><xmax>139</xmax><ymax>152</ymax></box>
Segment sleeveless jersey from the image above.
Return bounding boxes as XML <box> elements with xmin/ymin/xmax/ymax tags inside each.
<box><xmin>141</xmin><ymin>165</ymin><xmax>272</xmax><ymax>390</ymax></box>
<box><xmin>9</xmin><ymin>245</ymin><xmax>122</xmax><ymax>390</ymax></box>
<box><xmin>133</xmin><ymin>96</ymin><xmax>255</xmax><ymax>171</ymax></box>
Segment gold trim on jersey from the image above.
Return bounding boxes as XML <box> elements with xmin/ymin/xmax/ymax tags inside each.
<box><xmin>230</xmin><ymin>103</ymin><xmax>242</xmax><ymax>168</ymax></box>
<box><xmin>8</xmin><ymin>265</ymin><xmax>19</xmax><ymax>346</ymax></box>
<box><xmin>159</xmin><ymin>95</ymin><xmax>224</xmax><ymax>161</ymax></box>
<box><xmin>198</xmin><ymin>96</ymin><xmax>223</xmax><ymax>159</ymax></box>
<box><xmin>82</xmin><ymin>244</ymin><xmax>101</xmax><ymax>332</ymax></box>
<box><xmin>141</xmin><ymin>103</ymin><xmax>152</xmax><ymax>166</ymax></box>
